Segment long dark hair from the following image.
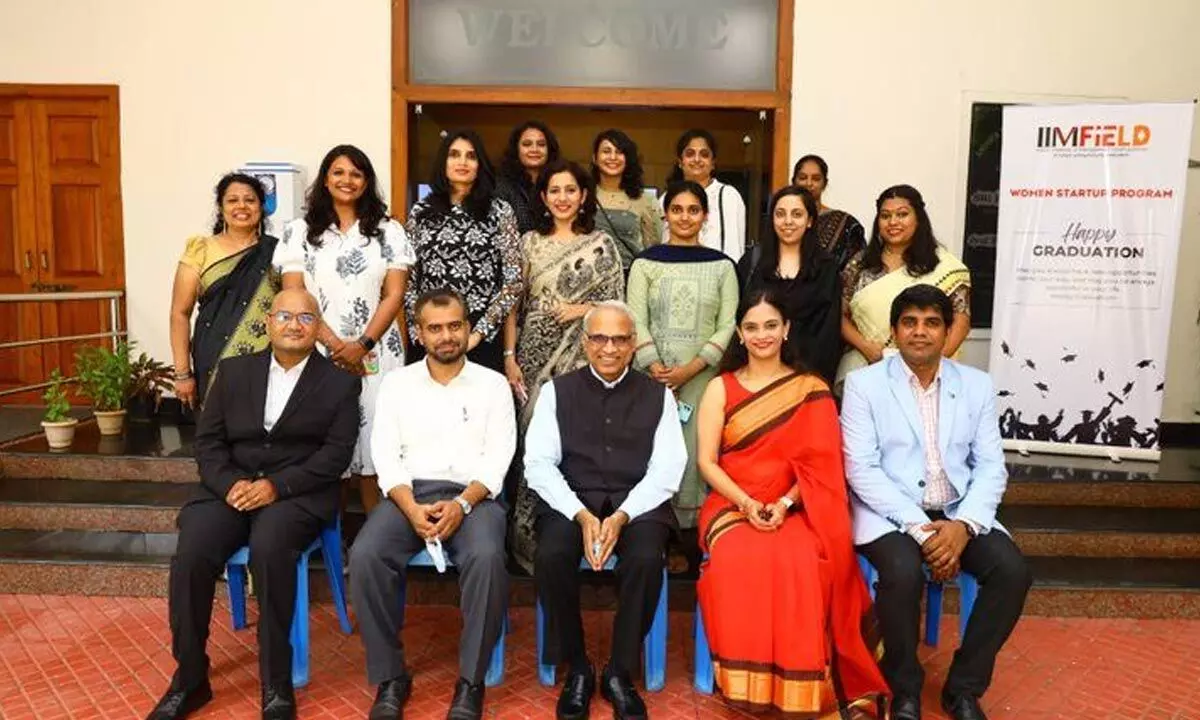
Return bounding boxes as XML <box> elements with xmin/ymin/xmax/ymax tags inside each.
<box><xmin>666</xmin><ymin>128</ymin><xmax>718</xmax><ymax>183</ymax></box>
<box><xmin>498</xmin><ymin>120</ymin><xmax>560</xmax><ymax>191</ymax></box>
<box><xmin>590</xmin><ymin>129</ymin><xmax>646</xmax><ymax>200</ymax></box>
<box><xmin>532</xmin><ymin>159</ymin><xmax>597</xmax><ymax>236</ymax></box>
<box><xmin>754</xmin><ymin>186</ymin><xmax>826</xmax><ymax>284</ymax></box>
<box><xmin>211</xmin><ymin>172</ymin><xmax>269</xmax><ymax>236</ymax></box>
<box><xmin>302</xmin><ymin>145</ymin><xmax>388</xmax><ymax>246</ymax></box>
<box><xmin>862</xmin><ymin>184</ymin><xmax>939</xmax><ymax>276</ymax></box>
<box><xmin>717</xmin><ymin>288</ymin><xmax>807</xmax><ymax>374</ymax></box>
<box><xmin>417</xmin><ymin>129</ymin><xmax>497</xmax><ymax>223</ymax></box>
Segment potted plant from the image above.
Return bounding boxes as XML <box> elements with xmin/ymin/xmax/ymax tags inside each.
<box><xmin>40</xmin><ymin>370</ymin><xmax>78</xmax><ymax>448</ymax></box>
<box><xmin>127</xmin><ymin>349</ymin><xmax>175</xmax><ymax>423</ymax></box>
<box><xmin>75</xmin><ymin>341</ymin><xmax>131</xmax><ymax>435</ymax></box>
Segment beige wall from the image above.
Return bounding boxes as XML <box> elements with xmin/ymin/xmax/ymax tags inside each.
<box><xmin>0</xmin><ymin>0</ymin><xmax>392</xmax><ymax>372</ymax></box>
<box><xmin>2</xmin><ymin>0</ymin><xmax>1197</xmax><ymax>421</ymax></box>
<box><xmin>788</xmin><ymin>0</ymin><xmax>1200</xmax><ymax>422</ymax></box>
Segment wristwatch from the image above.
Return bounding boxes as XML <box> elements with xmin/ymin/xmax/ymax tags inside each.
<box><xmin>454</xmin><ymin>495</ymin><xmax>473</xmax><ymax>516</ymax></box>
<box><xmin>358</xmin><ymin>334</ymin><xmax>377</xmax><ymax>351</ymax></box>
<box><xmin>778</xmin><ymin>496</ymin><xmax>795</xmax><ymax>510</ymax></box>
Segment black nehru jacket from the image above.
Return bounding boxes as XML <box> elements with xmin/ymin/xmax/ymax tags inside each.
<box><xmin>544</xmin><ymin>366</ymin><xmax>676</xmax><ymax>527</ymax></box>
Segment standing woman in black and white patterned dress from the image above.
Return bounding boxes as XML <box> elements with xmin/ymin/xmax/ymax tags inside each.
<box><xmin>275</xmin><ymin>144</ymin><xmax>414</xmax><ymax>513</ymax></box>
<box><xmin>403</xmin><ymin>129</ymin><xmax>522</xmax><ymax>373</ymax></box>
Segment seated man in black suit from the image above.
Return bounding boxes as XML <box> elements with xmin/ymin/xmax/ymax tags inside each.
<box><xmin>146</xmin><ymin>288</ymin><xmax>361</xmax><ymax>720</ymax></box>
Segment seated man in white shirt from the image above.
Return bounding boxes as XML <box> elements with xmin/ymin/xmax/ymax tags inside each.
<box><xmin>525</xmin><ymin>301</ymin><xmax>687</xmax><ymax>720</ymax></box>
<box><xmin>349</xmin><ymin>288</ymin><xmax>516</xmax><ymax>720</ymax></box>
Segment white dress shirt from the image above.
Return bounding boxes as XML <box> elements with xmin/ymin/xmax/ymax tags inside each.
<box><xmin>264</xmin><ymin>354</ymin><xmax>310</xmax><ymax>432</ymax></box>
<box><xmin>371</xmin><ymin>359</ymin><xmax>516</xmax><ymax>498</ymax></box>
<box><xmin>899</xmin><ymin>359</ymin><xmax>979</xmax><ymax>544</ymax></box>
<box><xmin>524</xmin><ymin>366</ymin><xmax>687</xmax><ymax>522</ymax></box>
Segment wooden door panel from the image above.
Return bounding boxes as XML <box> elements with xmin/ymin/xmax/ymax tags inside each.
<box><xmin>37</xmin><ymin>298</ymin><xmax>113</xmax><ymax>381</ymax></box>
<box><xmin>0</xmin><ymin>98</ymin><xmax>44</xmax><ymax>402</ymax></box>
<box><xmin>47</xmin><ymin>184</ymin><xmax>102</xmax><ymax>278</ymax></box>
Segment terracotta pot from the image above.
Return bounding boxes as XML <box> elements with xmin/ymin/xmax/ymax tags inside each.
<box><xmin>94</xmin><ymin>408</ymin><xmax>127</xmax><ymax>436</ymax></box>
<box><xmin>41</xmin><ymin>418</ymin><xmax>79</xmax><ymax>449</ymax></box>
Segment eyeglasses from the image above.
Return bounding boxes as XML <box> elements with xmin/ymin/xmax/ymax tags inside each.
<box><xmin>585</xmin><ymin>333</ymin><xmax>633</xmax><ymax>349</ymax></box>
<box><xmin>270</xmin><ymin>310</ymin><xmax>317</xmax><ymax>327</ymax></box>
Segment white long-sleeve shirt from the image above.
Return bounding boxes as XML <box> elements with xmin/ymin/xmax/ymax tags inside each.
<box><xmin>370</xmin><ymin>359</ymin><xmax>515</xmax><ymax>497</ymax></box>
<box><xmin>524</xmin><ymin>367</ymin><xmax>687</xmax><ymax>521</ymax></box>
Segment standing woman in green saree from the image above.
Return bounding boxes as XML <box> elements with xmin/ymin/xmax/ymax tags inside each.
<box><xmin>169</xmin><ymin>173</ymin><xmax>280</xmax><ymax>411</ymax></box>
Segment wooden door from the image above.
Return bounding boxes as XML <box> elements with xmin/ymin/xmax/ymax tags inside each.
<box><xmin>0</xmin><ymin>86</ymin><xmax>125</xmax><ymax>403</ymax></box>
<box><xmin>30</xmin><ymin>94</ymin><xmax>124</xmax><ymax>381</ymax></box>
<box><xmin>0</xmin><ymin>98</ymin><xmax>45</xmax><ymax>401</ymax></box>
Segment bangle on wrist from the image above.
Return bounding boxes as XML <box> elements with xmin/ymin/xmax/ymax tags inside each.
<box><xmin>503</xmin><ymin>349</ymin><xmax>516</xmax><ymax>357</ymax></box>
<box><xmin>173</xmin><ymin>370</ymin><xmax>192</xmax><ymax>381</ymax></box>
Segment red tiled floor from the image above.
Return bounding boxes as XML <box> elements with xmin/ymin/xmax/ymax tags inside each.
<box><xmin>1</xmin><ymin>594</ymin><xmax>1198</xmax><ymax>719</ymax></box>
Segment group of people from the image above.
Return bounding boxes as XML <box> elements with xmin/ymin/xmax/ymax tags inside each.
<box><xmin>153</xmin><ymin>120</ymin><xmax>1031</xmax><ymax>720</ymax></box>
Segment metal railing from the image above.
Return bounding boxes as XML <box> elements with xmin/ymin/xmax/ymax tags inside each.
<box><xmin>0</xmin><ymin>290</ymin><xmax>125</xmax><ymax>397</ymax></box>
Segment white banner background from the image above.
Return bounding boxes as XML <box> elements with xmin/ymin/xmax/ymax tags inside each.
<box><xmin>989</xmin><ymin>102</ymin><xmax>1194</xmax><ymax>458</ymax></box>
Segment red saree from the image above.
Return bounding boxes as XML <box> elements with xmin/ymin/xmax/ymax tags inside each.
<box><xmin>697</xmin><ymin>372</ymin><xmax>889</xmax><ymax>718</ymax></box>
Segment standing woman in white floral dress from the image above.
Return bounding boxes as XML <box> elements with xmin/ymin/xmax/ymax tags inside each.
<box><xmin>275</xmin><ymin>144</ymin><xmax>414</xmax><ymax>513</ymax></box>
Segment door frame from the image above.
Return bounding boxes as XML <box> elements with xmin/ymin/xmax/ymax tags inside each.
<box><xmin>390</xmin><ymin>0</ymin><xmax>795</xmax><ymax>219</ymax></box>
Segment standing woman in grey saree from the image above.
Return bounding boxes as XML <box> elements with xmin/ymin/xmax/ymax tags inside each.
<box><xmin>169</xmin><ymin>173</ymin><xmax>280</xmax><ymax>411</ymax></box>
<box><xmin>504</xmin><ymin>159</ymin><xmax>625</xmax><ymax>572</ymax></box>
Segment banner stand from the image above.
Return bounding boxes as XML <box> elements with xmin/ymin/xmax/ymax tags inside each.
<box><xmin>1002</xmin><ymin>439</ymin><xmax>1159</xmax><ymax>463</ymax></box>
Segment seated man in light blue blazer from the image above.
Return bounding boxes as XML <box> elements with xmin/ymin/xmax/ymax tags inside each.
<box><xmin>841</xmin><ymin>284</ymin><xmax>1031</xmax><ymax>720</ymax></box>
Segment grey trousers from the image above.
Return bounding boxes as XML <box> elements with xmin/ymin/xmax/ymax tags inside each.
<box><xmin>349</xmin><ymin>480</ymin><xmax>508</xmax><ymax>685</ymax></box>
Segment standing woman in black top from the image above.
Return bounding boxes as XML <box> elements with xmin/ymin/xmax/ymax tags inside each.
<box><xmin>404</xmin><ymin>129</ymin><xmax>522</xmax><ymax>372</ymax></box>
<box><xmin>736</xmin><ymin>186</ymin><xmax>842</xmax><ymax>384</ymax></box>
<box><xmin>495</xmin><ymin>120</ymin><xmax>561</xmax><ymax>235</ymax></box>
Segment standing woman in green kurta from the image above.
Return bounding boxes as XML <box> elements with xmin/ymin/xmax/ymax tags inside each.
<box><xmin>627</xmin><ymin>180</ymin><xmax>738</xmax><ymax>540</ymax></box>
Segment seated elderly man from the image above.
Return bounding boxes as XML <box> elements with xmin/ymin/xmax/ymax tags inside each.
<box><xmin>146</xmin><ymin>288</ymin><xmax>361</xmax><ymax>720</ymax></box>
<box><xmin>525</xmin><ymin>300</ymin><xmax>687</xmax><ymax>720</ymax></box>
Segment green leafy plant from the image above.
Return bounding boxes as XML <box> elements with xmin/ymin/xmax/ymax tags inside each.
<box><xmin>129</xmin><ymin>349</ymin><xmax>175</xmax><ymax>408</ymax></box>
<box><xmin>42</xmin><ymin>370</ymin><xmax>72</xmax><ymax>423</ymax></box>
<box><xmin>75</xmin><ymin>341</ymin><xmax>131</xmax><ymax>412</ymax></box>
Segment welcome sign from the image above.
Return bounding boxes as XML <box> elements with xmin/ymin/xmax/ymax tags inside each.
<box><xmin>989</xmin><ymin>103</ymin><xmax>1194</xmax><ymax>459</ymax></box>
<box><xmin>408</xmin><ymin>0</ymin><xmax>778</xmax><ymax>90</ymax></box>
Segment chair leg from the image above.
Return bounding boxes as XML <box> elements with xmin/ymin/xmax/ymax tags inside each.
<box><xmin>484</xmin><ymin>612</ymin><xmax>507</xmax><ymax>687</ymax></box>
<box><xmin>957</xmin><ymin>573</ymin><xmax>979</xmax><ymax>640</ymax></box>
<box><xmin>227</xmin><ymin>563</ymin><xmax>248</xmax><ymax>631</ymax></box>
<box><xmin>536</xmin><ymin>598</ymin><xmax>556</xmax><ymax>687</ymax></box>
<box><xmin>291</xmin><ymin>553</ymin><xmax>311</xmax><ymax>688</ymax></box>
<box><xmin>643</xmin><ymin>568</ymin><xmax>667</xmax><ymax>692</ymax></box>
<box><xmin>924</xmin><ymin>581</ymin><xmax>943</xmax><ymax>647</ymax></box>
<box><xmin>693</xmin><ymin>602</ymin><xmax>714</xmax><ymax>694</ymax></box>
<box><xmin>319</xmin><ymin>534</ymin><xmax>353</xmax><ymax>634</ymax></box>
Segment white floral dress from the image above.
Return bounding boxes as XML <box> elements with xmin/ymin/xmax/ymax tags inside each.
<box><xmin>274</xmin><ymin>218</ymin><xmax>415</xmax><ymax>476</ymax></box>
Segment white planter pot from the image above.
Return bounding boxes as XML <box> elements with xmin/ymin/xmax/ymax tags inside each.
<box><xmin>41</xmin><ymin>418</ymin><xmax>79</xmax><ymax>449</ymax></box>
<box><xmin>94</xmin><ymin>409</ymin><xmax>127</xmax><ymax>436</ymax></box>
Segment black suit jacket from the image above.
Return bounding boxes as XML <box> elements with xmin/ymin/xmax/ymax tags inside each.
<box><xmin>193</xmin><ymin>349</ymin><xmax>361</xmax><ymax>523</ymax></box>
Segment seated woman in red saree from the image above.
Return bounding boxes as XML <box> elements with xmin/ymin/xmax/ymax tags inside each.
<box><xmin>696</xmin><ymin>288</ymin><xmax>889</xmax><ymax>718</ymax></box>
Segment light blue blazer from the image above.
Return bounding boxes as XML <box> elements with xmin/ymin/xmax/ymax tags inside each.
<box><xmin>840</xmin><ymin>355</ymin><xmax>1008</xmax><ymax>546</ymax></box>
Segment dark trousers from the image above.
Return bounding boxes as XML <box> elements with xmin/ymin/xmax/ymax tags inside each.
<box><xmin>534</xmin><ymin>512</ymin><xmax>669</xmax><ymax>677</ymax></box>
<box><xmin>169</xmin><ymin>498</ymin><xmax>323</xmax><ymax>689</ymax></box>
<box><xmin>349</xmin><ymin>481</ymin><xmax>508</xmax><ymax>685</ymax></box>
<box><xmin>858</xmin><ymin>527</ymin><xmax>1033</xmax><ymax>699</ymax></box>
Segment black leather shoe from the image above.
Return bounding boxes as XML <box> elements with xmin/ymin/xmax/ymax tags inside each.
<box><xmin>600</xmin><ymin>666</ymin><xmax>647</xmax><ymax>720</ymax></box>
<box><xmin>557</xmin><ymin>664</ymin><xmax>595</xmax><ymax>720</ymax></box>
<box><xmin>942</xmin><ymin>693</ymin><xmax>989</xmax><ymax>720</ymax></box>
<box><xmin>261</xmin><ymin>683</ymin><xmax>296</xmax><ymax>720</ymax></box>
<box><xmin>446</xmin><ymin>677</ymin><xmax>485</xmax><ymax>720</ymax></box>
<box><xmin>145</xmin><ymin>679</ymin><xmax>213</xmax><ymax>720</ymax></box>
<box><xmin>369</xmin><ymin>674</ymin><xmax>413</xmax><ymax>720</ymax></box>
<box><xmin>891</xmin><ymin>694</ymin><xmax>922</xmax><ymax>720</ymax></box>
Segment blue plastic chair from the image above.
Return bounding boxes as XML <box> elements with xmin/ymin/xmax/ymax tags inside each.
<box><xmin>404</xmin><ymin>547</ymin><xmax>507</xmax><ymax>687</ymax></box>
<box><xmin>856</xmin><ymin>554</ymin><xmax>979</xmax><ymax>647</ymax></box>
<box><xmin>693</xmin><ymin>601</ymin><xmax>714</xmax><ymax>694</ymax></box>
<box><xmin>536</xmin><ymin>555</ymin><xmax>668</xmax><ymax>692</ymax></box>
<box><xmin>226</xmin><ymin>516</ymin><xmax>353</xmax><ymax>688</ymax></box>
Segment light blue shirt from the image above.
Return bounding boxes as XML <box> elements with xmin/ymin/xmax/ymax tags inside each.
<box><xmin>524</xmin><ymin>366</ymin><xmax>687</xmax><ymax>521</ymax></box>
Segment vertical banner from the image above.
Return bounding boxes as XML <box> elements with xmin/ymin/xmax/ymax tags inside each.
<box><xmin>990</xmin><ymin>102</ymin><xmax>1194</xmax><ymax>459</ymax></box>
